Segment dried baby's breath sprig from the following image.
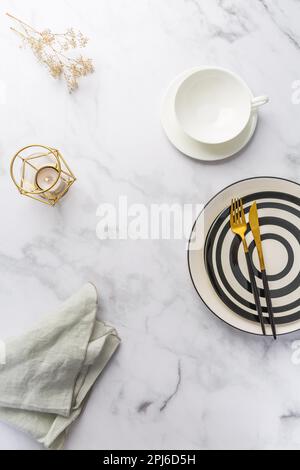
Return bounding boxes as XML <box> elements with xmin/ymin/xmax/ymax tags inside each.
<box><xmin>6</xmin><ymin>12</ymin><xmax>94</xmax><ymax>93</ymax></box>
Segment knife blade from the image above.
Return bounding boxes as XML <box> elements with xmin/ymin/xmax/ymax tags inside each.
<box><xmin>249</xmin><ymin>202</ymin><xmax>265</xmax><ymax>271</ymax></box>
<box><xmin>249</xmin><ymin>202</ymin><xmax>277</xmax><ymax>339</ymax></box>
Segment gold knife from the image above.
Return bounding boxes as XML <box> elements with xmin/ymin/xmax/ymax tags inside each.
<box><xmin>249</xmin><ymin>202</ymin><xmax>277</xmax><ymax>339</ymax></box>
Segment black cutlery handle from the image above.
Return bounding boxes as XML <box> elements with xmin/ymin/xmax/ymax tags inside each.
<box><xmin>261</xmin><ymin>269</ymin><xmax>277</xmax><ymax>340</ymax></box>
<box><xmin>245</xmin><ymin>251</ymin><xmax>266</xmax><ymax>335</ymax></box>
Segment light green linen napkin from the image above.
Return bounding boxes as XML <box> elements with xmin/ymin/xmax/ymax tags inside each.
<box><xmin>0</xmin><ymin>283</ymin><xmax>120</xmax><ymax>449</ymax></box>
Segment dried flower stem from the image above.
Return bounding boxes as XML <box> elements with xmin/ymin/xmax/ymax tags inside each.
<box><xmin>7</xmin><ymin>12</ymin><xmax>94</xmax><ymax>92</ymax></box>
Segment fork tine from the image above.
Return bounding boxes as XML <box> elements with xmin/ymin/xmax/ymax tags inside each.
<box><xmin>240</xmin><ymin>198</ymin><xmax>246</xmax><ymax>224</ymax></box>
<box><xmin>233</xmin><ymin>198</ymin><xmax>236</xmax><ymax>224</ymax></box>
<box><xmin>238</xmin><ymin>198</ymin><xmax>242</xmax><ymax>224</ymax></box>
<box><xmin>236</xmin><ymin>198</ymin><xmax>239</xmax><ymax>224</ymax></box>
<box><xmin>230</xmin><ymin>199</ymin><xmax>234</xmax><ymax>226</ymax></box>
<box><xmin>235</xmin><ymin>198</ymin><xmax>239</xmax><ymax>224</ymax></box>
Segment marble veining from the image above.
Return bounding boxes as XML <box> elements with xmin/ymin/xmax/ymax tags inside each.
<box><xmin>0</xmin><ymin>0</ymin><xmax>300</xmax><ymax>450</ymax></box>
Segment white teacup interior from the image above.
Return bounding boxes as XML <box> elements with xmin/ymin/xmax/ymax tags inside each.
<box><xmin>175</xmin><ymin>68</ymin><xmax>252</xmax><ymax>144</ymax></box>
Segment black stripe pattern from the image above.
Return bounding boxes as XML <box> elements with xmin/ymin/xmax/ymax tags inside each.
<box><xmin>205</xmin><ymin>192</ymin><xmax>300</xmax><ymax>326</ymax></box>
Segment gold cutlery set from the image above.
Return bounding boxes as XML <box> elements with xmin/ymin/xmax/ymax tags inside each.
<box><xmin>230</xmin><ymin>199</ymin><xmax>276</xmax><ymax>339</ymax></box>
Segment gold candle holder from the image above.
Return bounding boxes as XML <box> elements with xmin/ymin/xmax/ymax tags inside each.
<box><xmin>10</xmin><ymin>145</ymin><xmax>76</xmax><ymax>206</ymax></box>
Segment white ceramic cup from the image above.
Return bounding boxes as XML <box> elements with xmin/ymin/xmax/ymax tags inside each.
<box><xmin>174</xmin><ymin>67</ymin><xmax>269</xmax><ymax>145</ymax></box>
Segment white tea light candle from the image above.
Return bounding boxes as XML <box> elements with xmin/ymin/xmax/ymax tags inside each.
<box><xmin>35</xmin><ymin>166</ymin><xmax>59</xmax><ymax>191</ymax></box>
<box><xmin>35</xmin><ymin>166</ymin><xmax>68</xmax><ymax>196</ymax></box>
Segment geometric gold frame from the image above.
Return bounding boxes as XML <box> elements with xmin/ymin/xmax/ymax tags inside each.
<box><xmin>10</xmin><ymin>144</ymin><xmax>76</xmax><ymax>206</ymax></box>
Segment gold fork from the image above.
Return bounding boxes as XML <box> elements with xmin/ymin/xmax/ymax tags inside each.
<box><xmin>230</xmin><ymin>198</ymin><xmax>266</xmax><ymax>335</ymax></box>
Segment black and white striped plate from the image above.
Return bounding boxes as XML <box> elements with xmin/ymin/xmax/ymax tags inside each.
<box><xmin>188</xmin><ymin>177</ymin><xmax>300</xmax><ymax>336</ymax></box>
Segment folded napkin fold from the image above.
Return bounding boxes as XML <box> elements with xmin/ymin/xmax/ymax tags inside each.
<box><xmin>0</xmin><ymin>283</ymin><xmax>120</xmax><ymax>449</ymax></box>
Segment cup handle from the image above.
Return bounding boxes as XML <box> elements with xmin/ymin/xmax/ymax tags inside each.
<box><xmin>251</xmin><ymin>95</ymin><xmax>269</xmax><ymax>110</ymax></box>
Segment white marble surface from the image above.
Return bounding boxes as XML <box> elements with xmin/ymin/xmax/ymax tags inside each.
<box><xmin>0</xmin><ymin>0</ymin><xmax>299</xmax><ymax>450</ymax></box>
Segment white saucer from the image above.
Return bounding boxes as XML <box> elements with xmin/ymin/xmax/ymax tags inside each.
<box><xmin>161</xmin><ymin>68</ymin><xmax>258</xmax><ymax>162</ymax></box>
